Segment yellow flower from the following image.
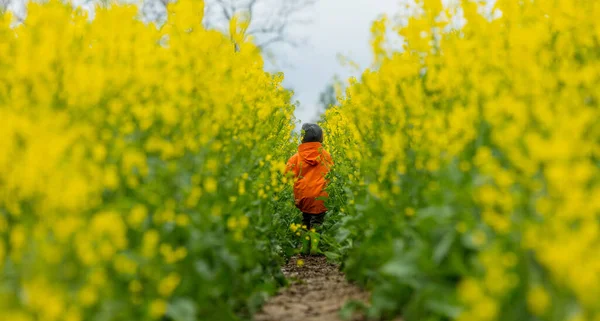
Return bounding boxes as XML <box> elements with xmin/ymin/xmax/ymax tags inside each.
<box><xmin>0</xmin><ymin>240</ymin><xmax>5</xmax><ymax>268</ymax></box>
<box><xmin>174</xmin><ymin>247</ymin><xmax>188</xmax><ymax>260</ymax></box>
<box><xmin>472</xmin><ymin>296</ymin><xmax>498</xmax><ymax>321</ymax></box>
<box><xmin>175</xmin><ymin>214</ymin><xmax>190</xmax><ymax>226</ymax></box>
<box><xmin>78</xmin><ymin>286</ymin><xmax>98</xmax><ymax>307</ymax></box>
<box><xmin>204</xmin><ymin>177</ymin><xmax>218</xmax><ymax>193</ymax></box>
<box><xmin>158</xmin><ymin>272</ymin><xmax>181</xmax><ymax>297</ymax></box>
<box><xmin>458</xmin><ymin>278</ymin><xmax>483</xmax><ymax>304</ymax></box>
<box><xmin>128</xmin><ymin>204</ymin><xmax>148</xmax><ymax>228</ymax></box>
<box><xmin>114</xmin><ymin>255</ymin><xmax>137</xmax><ymax>275</ymax></box>
<box><xmin>64</xmin><ymin>308</ymin><xmax>82</xmax><ymax>321</ymax></box>
<box><xmin>527</xmin><ymin>285</ymin><xmax>550</xmax><ymax>316</ymax></box>
<box><xmin>296</xmin><ymin>259</ymin><xmax>304</xmax><ymax>267</ymax></box>
<box><xmin>129</xmin><ymin>280</ymin><xmax>143</xmax><ymax>293</ymax></box>
<box><xmin>227</xmin><ymin>217</ymin><xmax>238</xmax><ymax>230</ymax></box>
<box><xmin>142</xmin><ymin>230</ymin><xmax>160</xmax><ymax>258</ymax></box>
<box><xmin>186</xmin><ymin>187</ymin><xmax>202</xmax><ymax>207</ymax></box>
<box><xmin>103</xmin><ymin>166</ymin><xmax>119</xmax><ymax>189</ymax></box>
<box><xmin>10</xmin><ymin>225</ymin><xmax>26</xmax><ymax>251</ymax></box>
<box><xmin>149</xmin><ymin>299</ymin><xmax>167</xmax><ymax>318</ymax></box>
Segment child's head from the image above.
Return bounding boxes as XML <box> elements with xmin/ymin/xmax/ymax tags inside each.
<box><xmin>301</xmin><ymin>123</ymin><xmax>323</xmax><ymax>143</ymax></box>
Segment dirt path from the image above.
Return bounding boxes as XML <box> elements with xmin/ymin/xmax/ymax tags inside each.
<box><xmin>254</xmin><ymin>255</ymin><xmax>369</xmax><ymax>321</ymax></box>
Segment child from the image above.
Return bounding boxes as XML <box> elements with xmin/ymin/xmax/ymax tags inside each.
<box><xmin>286</xmin><ymin>123</ymin><xmax>333</xmax><ymax>255</ymax></box>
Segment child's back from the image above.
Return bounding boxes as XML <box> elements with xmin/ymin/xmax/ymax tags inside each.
<box><xmin>286</xmin><ymin>124</ymin><xmax>333</xmax><ymax>231</ymax></box>
<box><xmin>287</xmin><ymin>141</ymin><xmax>332</xmax><ymax>214</ymax></box>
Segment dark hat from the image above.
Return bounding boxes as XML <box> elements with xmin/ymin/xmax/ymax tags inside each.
<box><xmin>301</xmin><ymin>123</ymin><xmax>323</xmax><ymax>143</ymax></box>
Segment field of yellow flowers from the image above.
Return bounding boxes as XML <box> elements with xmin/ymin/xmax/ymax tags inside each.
<box><xmin>0</xmin><ymin>1</ymin><xmax>302</xmax><ymax>320</ymax></box>
<box><xmin>3</xmin><ymin>0</ymin><xmax>600</xmax><ymax>321</ymax></box>
<box><xmin>322</xmin><ymin>0</ymin><xmax>600</xmax><ymax>321</ymax></box>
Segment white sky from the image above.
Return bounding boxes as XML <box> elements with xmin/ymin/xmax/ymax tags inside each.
<box><xmin>265</xmin><ymin>0</ymin><xmax>401</xmax><ymax>127</ymax></box>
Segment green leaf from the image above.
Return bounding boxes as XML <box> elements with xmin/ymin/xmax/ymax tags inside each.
<box><xmin>324</xmin><ymin>251</ymin><xmax>341</xmax><ymax>262</ymax></box>
<box><xmin>194</xmin><ymin>260</ymin><xmax>213</xmax><ymax>279</ymax></box>
<box><xmin>339</xmin><ymin>300</ymin><xmax>367</xmax><ymax>321</ymax></box>
<box><xmin>433</xmin><ymin>230</ymin><xmax>455</xmax><ymax>265</ymax></box>
<box><xmin>425</xmin><ymin>298</ymin><xmax>461</xmax><ymax>318</ymax></box>
<box><xmin>381</xmin><ymin>258</ymin><xmax>417</xmax><ymax>279</ymax></box>
<box><xmin>167</xmin><ymin>298</ymin><xmax>197</xmax><ymax>321</ymax></box>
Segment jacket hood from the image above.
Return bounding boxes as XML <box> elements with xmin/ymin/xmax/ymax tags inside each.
<box><xmin>298</xmin><ymin>142</ymin><xmax>323</xmax><ymax>166</ymax></box>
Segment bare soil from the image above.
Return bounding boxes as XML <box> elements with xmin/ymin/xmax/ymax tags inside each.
<box><xmin>254</xmin><ymin>255</ymin><xmax>370</xmax><ymax>321</ymax></box>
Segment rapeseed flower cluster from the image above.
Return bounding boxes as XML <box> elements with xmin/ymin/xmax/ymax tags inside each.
<box><xmin>323</xmin><ymin>0</ymin><xmax>600</xmax><ymax>320</ymax></box>
<box><xmin>0</xmin><ymin>0</ymin><xmax>297</xmax><ymax>319</ymax></box>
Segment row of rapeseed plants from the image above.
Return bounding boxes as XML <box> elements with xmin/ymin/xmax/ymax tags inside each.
<box><xmin>0</xmin><ymin>1</ymin><xmax>300</xmax><ymax>320</ymax></box>
<box><xmin>322</xmin><ymin>0</ymin><xmax>600</xmax><ymax>321</ymax></box>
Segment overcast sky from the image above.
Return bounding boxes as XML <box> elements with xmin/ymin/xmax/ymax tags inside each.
<box><xmin>265</xmin><ymin>0</ymin><xmax>401</xmax><ymax>127</ymax></box>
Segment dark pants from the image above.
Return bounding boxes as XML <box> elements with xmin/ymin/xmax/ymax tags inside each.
<box><xmin>302</xmin><ymin>212</ymin><xmax>326</xmax><ymax>231</ymax></box>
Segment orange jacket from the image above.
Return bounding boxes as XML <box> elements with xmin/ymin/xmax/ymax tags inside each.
<box><xmin>286</xmin><ymin>142</ymin><xmax>333</xmax><ymax>214</ymax></box>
